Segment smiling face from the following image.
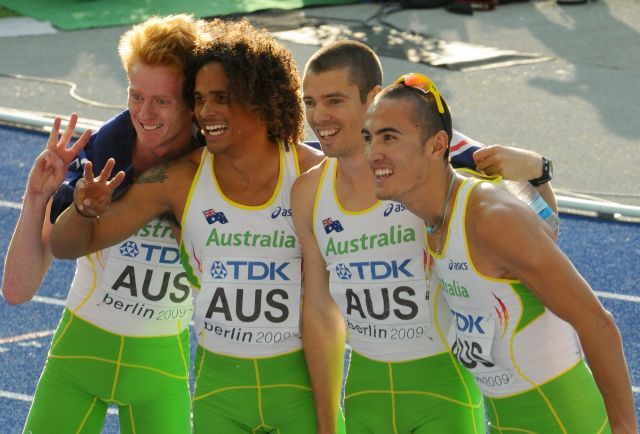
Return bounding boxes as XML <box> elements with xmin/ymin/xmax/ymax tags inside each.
<box><xmin>127</xmin><ymin>62</ymin><xmax>194</xmax><ymax>158</ymax></box>
<box><xmin>363</xmin><ymin>96</ymin><xmax>431</xmax><ymax>202</ymax></box>
<box><xmin>303</xmin><ymin>68</ymin><xmax>372</xmax><ymax>159</ymax></box>
<box><xmin>192</xmin><ymin>62</ymin><xmax>267</xmax><ymax>155</ymax></box>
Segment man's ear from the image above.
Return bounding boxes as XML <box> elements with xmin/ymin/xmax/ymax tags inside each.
<box><xmin>426</xmin><ymin>130</ymin><xmax>449</xmax><ymax>159</ymax></box>
<box><xmin>366</xmin><ymin>85</ymin><xmax>383</xmax><ymax>106</ymax></box>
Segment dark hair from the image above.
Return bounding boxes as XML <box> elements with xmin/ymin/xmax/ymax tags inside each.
<box><xmin>378</xmin><ymin>84</ymin><xmax>453</xmax><ymax>159</ymax></box>
<box><xmin>304</xmin><ymin>40</ymin><xmax>382</xmax><ymax>103</ymax></box>
<box><xmin>184</xmin><ymin>18</ymin><xmax>303</xmax><ymax>148</ymax></box>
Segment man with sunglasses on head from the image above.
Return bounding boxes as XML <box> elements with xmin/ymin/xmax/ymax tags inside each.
<box><xmin>362</xmin><ymin>72</ymin><xmax>636</xmax><ymax>433</ymax></box>
<box><xmin>294</xmin><ymin>40</ymin><xmax>560</xmax><ymax>433</ymax></box>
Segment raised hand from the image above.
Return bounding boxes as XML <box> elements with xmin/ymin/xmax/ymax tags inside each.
<box><xmin>27</xmin><ymin>113</ymin><xmax>92</xmax><ymax>198</ymax></box>
<box><xmin>472</xmin><ymin>145</ymin><xmax>543</xmax><ymax>181</ymax></box>
<box><xmin>73</xmin><ymin>158</ymin><xmax>125</xmax><ymax>218</ymax></box>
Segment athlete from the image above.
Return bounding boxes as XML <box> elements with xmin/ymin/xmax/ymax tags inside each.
<box><xmin>49</xmin><ymin>18</ymin><xmax>345</xmax><ymax>434</ymax></box>
<box><xmin>362</xmin><ymin>72</ymin><xmax>637</xmax><ymax>433</ymax></box>
<box><xmin>296</xmin><ymin>40</ymin><xmax>559</xmax><ymax>433</ymax></box>
<box><xmin>2</xmin><ymin>14</ymin><xmax>205</xmax><ymax>433</ymax></box>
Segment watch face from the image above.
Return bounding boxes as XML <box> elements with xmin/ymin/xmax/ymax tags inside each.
<box><xmin>541</xmin><ymin>157</ymin><xmax>553</xmax><ymax>181</ymax></box>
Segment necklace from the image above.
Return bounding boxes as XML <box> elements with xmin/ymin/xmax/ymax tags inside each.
<box><xmin>426</xmin><ymin>172</ymin><xmax>457</xmax><ymax>290</ymax></box>
<box><xmin>426</xmin><ymin>171</ymin><xmax>456</xmax><ymax>234</ymax></box>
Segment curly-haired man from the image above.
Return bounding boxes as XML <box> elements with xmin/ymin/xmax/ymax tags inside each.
<box><xmin>48</xmin><ymin>18</ymin><xmax>346</xmax><ymax>434</ymax></box>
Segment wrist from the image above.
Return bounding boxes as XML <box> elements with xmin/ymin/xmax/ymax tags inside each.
<box><xmin>529</xmin><ymin>156</ymin><xmax>553</xmax><ymax>186</ymax></box>
<box><xmin>73</xmin><ymin>202</ymin><xmax>99</xmax><ymax>219</ymax></box>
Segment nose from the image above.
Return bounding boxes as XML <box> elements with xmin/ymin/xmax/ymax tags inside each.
<box><xmin>309</xmin><ymin>103</ymin><xmax>330</xmax><ymax>126</ymax></box>
<box><xmin>197</xmin><ymin>97</ymin><xmax>217</xmax><ymax>119</ymax></box>
<box><xmin>137</xmin><ymin>98</ymin><xmax>156</xmax><ymax>120</ymax></box>
<box><xmin>364</xmin><ymin>137</ymin><xmax>381</xmax><ymax>165</ymax></box>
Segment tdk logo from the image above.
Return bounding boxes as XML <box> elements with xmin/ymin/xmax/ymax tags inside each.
<box><xmin>119</xmin><ymin>241</ymin><xmax>181</xmax><ymax>265</ymax></box>
<box><xmin>210</xmin><ymin>260</ymin><xmax>291</xmax><ymax>281</ymax></box>
<box><xmin>448</xmin><ymin>260</ymin><xmax>469</xmax><ymax>271</ymax></box>
<box><xmin>271</xmin><ymin>206</ymin><xmax>292</xmax><ymax>219</ymax></box>
<box><xmin>211</xmin><ymin>261</ymin><xmax>228</xmax><ymax>279</ymax></box>
<box><xmin>452</xmin><ymin>309</ymin><xmax>486</xmax><ymax>334</ymax></box>
<box><xmin>335</xmin><ymin>263</ymin><xmax>352</xmax><ymax>280</ymax></box>
<box><xmin>383</xmin><ymin>202</ymin><xmax>407</xmax><ymax>217</ymax></box>
<box><xmin>336</xmin><ymin>259</ymin><xmax>413</xmax><ymax>280</ymax></box>
<box><xmin>120</xmin><ymin>241</ymin><xmax>139</xmax><ymax>258</ymax></box>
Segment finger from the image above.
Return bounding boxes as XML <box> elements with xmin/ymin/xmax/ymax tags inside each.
<box><xmin>58</xmin><ymin>113</ymin><xmax>78</xmax><ymax>150</ymax></box>
<box><xmin>74</xmin><ymin>178</ymin><xmax>87</xmax><ymax>210</ymax></box>
<box><xmin>84</xmin><ymin>161</ymin><xmax>95</xmax><ymax>183</ymax></box>
<box><xmin>107</xmin><ymin>171</ymin><xmax>126</xmax><ymax>192</ymax></box>
<box><xmin>98</xmin><ymin>158</ymin><xmax>116</xmax><ymax>182</ymax></box>
<box><xmin>46</xmin><ymin>117</ymin><xmax>62</xmax><ymax>150</ymax></box>
<box><xmin>66</xmin><ymin>129</ymin><xmax>92</xmax><ymax>164</ymax></box>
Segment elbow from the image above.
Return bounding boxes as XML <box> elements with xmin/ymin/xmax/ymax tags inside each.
<box><xmin>2</xmin><ymin>285</ymin><xmax>33</xmax><ymax>305</ymax></box>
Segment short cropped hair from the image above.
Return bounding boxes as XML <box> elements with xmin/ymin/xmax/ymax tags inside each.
<box><xmin>118</xmin><ymin>14</ymin><xmax>205</xmax><ymax>77</ymax></box>
<box><xmin>377</xmin><ymin>83</ymin><xmax>453</xmax><ymax>159</ymax></box>
<box><xmin>304</xmin><ymin>40</ymin><xmax>382</xmax><ymax>103</ymax></box>
<box><xmin>185</xmin><ymin>18</ymin><xmax>304</xmax><ymax>148</ymax></box>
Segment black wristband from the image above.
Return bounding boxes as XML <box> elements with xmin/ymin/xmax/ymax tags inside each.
<box><xmin>529</xmin><ymin>157</ymin><xmax>553</xmax><ymax>187</ymax></box>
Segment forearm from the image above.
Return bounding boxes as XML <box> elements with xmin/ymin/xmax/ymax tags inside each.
<box><xmin>2</xmin><ymin>194</ymin><xmax>53</xmax><ymax>304</ymax></box>
<box><xmin>302</xmin><ymin>304</ymin><xmax>346</xmax><ymax>433</ymax></box>
<box><xmin>49</xmin><ymin>204</ymin><xmax>100</xmax><ymax>259</ymax></box>
<box><xmin>579</xmin><ymin>314</ymin><xmax>637</xmax><ymax>433</ymax></box>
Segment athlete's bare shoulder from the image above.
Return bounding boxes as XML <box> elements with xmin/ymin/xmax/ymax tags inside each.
<box><xmin>294</xmin><ymin>142</ymin><xmax>325</xmax><ymax>173</ymax></box>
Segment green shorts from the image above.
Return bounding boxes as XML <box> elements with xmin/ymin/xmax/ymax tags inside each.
<box><xmin>23</xmin><ymin>308</ymin><xmax>191</xmax><ymax>434</ymax></box>
<box><xmin>344</xmin><ymin>350</ymin><xmax>485</xmax><ymax>433</ymax></box>
<box><xmin>486</xmin><ymin>360</ymin><xmax>610</xmax><ymax>433</ymax></box>
<box><xmin>193</xmin><ymin>347</ymin><xmax>346</xmax><ymax>433</ymax></box>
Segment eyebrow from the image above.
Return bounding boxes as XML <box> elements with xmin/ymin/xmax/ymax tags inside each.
<box><xmin>304</xmin><ymin>91</ymin><xmax>349</xmax><ymax>100</ymax></box>
<box><xmin>373</xmin><ymin>127</ymin><xmax>402</xmax><ymax>135</ymax></box>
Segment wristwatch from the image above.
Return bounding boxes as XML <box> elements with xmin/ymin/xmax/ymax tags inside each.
<box><xmin>529</xmin><ymin>157</ymin><xmax>553</xmax><ymax>186</ymax></box>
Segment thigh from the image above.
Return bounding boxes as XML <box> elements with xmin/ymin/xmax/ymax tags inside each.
<box><xmin>23</xmin><ymin>360</ymin><xmax>108</xmax><ymax>434</ymax></box>
<box><xmin>119</xmin><ymin>384</ymin><xmax>192</xmax><ymax>434</ymax></box>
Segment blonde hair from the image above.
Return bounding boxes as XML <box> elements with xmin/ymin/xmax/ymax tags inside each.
<box><xmin>118</xmin><ymin>14</ymin><xmax>206</xmax><ymax>76</ymax></box>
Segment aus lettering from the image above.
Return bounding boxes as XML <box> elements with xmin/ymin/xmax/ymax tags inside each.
<box><xmin>346</xmin><ymin>286</ymin><xmax>418</xmax><ymax>320</ymax></box>
<box><xmin>111</xmin><ymin>266</ymin><xmax>191</xmax><ymax>303</ymax></box>
<box><xmin>205</xmin><ymin>287</ymin><xmax>289</xmax><ymax>323</ymax></box>
<box><xmin>451</xmin><ymin>336</ymin><xmax>495</xmax><ymax>370</ymax></box>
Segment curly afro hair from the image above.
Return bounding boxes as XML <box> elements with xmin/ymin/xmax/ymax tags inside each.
<box><xmin>184</xmin><ymin>18</ymin><xmax>304</xmax><ymax>148</ymax></box>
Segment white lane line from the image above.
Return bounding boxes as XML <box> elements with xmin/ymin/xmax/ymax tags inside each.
<box><xmin>0</xmin><ymin>200</ymin><xmax>21</xmax><ymax>210</ymax></box>
<box><xmin>0</xmin><ymin>330</ymin><xmax>55</xmax><ymax>345</ymax></box>
<box><xmin>594</xmin><ymin>291</ymin><xmax>640</xmax><ymax>303</ymax></box>
<box><xmin>31</xmin><ymin>295</ymin><xmax>65</xmax><ymax>306</ymax></box>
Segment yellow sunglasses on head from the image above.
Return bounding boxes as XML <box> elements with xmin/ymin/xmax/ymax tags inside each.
<box><xmin>394</xmin><ymin>73</ymin><xmax>445</xmax><ymax>115</ymax></box>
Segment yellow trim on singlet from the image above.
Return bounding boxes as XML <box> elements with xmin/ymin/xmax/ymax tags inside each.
<box><xmin>211</xmin><ymin>143</ymin><xmax>285</xmax><ymax>210</ymax></box>
<box><xmin>331</xmin><ymin>159</ymin><xmax>382</xmax><ymax>216</ymax></box>
<box><xmin>311</xmin><ymin>159</ymin><xmax>330</xmax><ymax>239</ymax></box>
<box><xmin>179</xmin><ymin>148</ymin><xmax>207</xmax><ymax>245</ymax></box>
<box><xmin>291</xmin><ymin>143</ymin><xmax>301</xmax><ymax>176</ymax></box>
<box><xmin>71</xmin><ymin>253</ymin><xmax>101</xmax><ymax>315</ymax></box>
